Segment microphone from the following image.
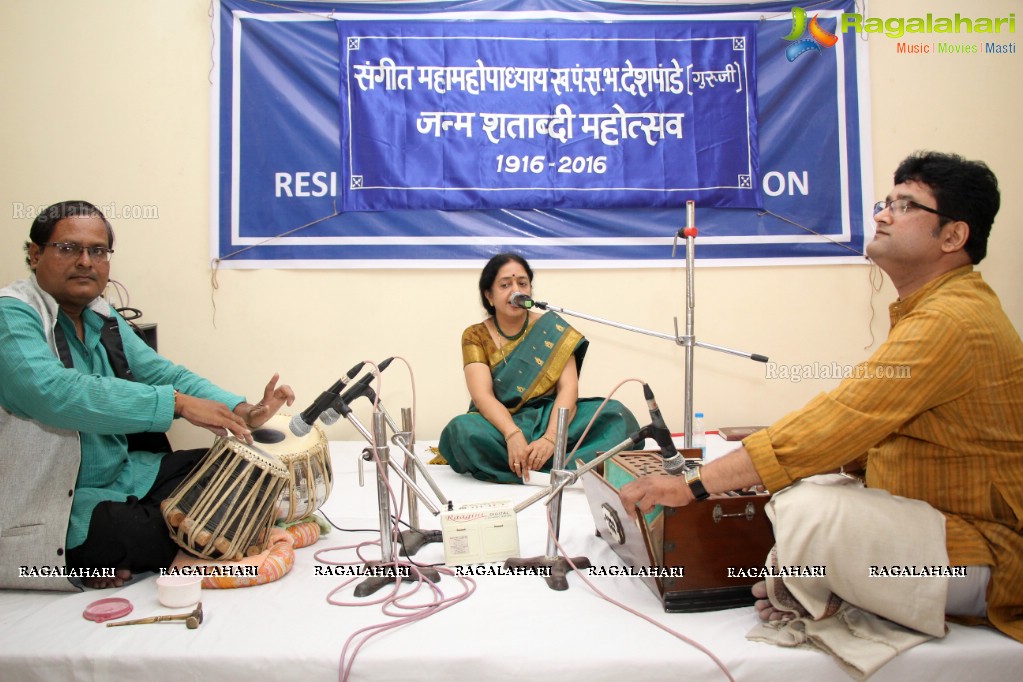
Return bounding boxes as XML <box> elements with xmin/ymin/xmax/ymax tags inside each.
<box><xmin>289</xmin><ymin>361</ymin><xmax>366</xmax><ymax>436</ymax></box>
<box><xmin>340</xmin><ymin>373</ymin><xmax>375</xmax><ymax>404</ymax></box>
<box><xmin>643</xmin><ymin>383</ymin><xmax>685</xmax><ymax>475</ymax></box>
<box><xmin>510</xmin><ymin>292</ymin><xmax>533</xmax><ymax>309</ymax></box>
<box><xmin>320</xmin><ymin>357</ymin><xmax>394</xmax><ymax>425</ymax></box>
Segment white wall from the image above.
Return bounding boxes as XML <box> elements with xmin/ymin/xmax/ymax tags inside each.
<box><xmin>2</xmin><ymin>0</ymin><xmax>1020</xmax><ymax>449</ymax></box>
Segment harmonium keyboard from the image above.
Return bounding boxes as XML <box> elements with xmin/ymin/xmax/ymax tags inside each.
<box><xmin>581</xmin><ymin>451</ymin><xmax>775</xmax><ymax>612</ymax></box>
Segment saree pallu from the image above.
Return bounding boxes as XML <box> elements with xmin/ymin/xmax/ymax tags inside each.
<box><xmin>438</xmin><ymin>312</ymin><xmax>640</xmax><ymax>483</ymax></box>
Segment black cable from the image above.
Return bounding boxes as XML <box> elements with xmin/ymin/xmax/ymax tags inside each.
<box><xmin>115</xmin><ymin>306</ymin><xmax>144</xmax><ymax>322</ymax></box>
<box><xmin>314</xmin><ymin>510</ymin><xmax>445</xmax><ymax>569</ymax></box>
<box><xmin>317</xmin><ymin>509</ymin><xmax>380</xmax><ymax>535</ymax></box>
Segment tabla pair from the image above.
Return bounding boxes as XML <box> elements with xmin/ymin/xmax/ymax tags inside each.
<box><xmin>160</xmin><ymin>414</ymin><xmax>331</xmax><ymax>561</ymax></box>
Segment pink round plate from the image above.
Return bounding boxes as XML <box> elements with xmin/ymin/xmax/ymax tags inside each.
<box><xmin>83</xmin><ymin>597</ymin><xmax>133</xmax><ymax>623</ymax></box>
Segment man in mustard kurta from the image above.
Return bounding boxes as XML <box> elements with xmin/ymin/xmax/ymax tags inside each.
<box><xmin>621</xmin><ymin>152</ymin><xmax>1023</xmax><ymax>643</ymax></box>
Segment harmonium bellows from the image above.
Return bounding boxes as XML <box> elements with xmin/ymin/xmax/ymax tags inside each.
<box><xmin>582</xmin><ymin>451</ymin><xmax>774</xmax><ymax>613</ymax></box>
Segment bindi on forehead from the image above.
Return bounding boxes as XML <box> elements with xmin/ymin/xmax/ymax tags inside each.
<box><xmin>496</xmin><ymin>274</ymin><xmax>529</xmax><ymax>284</ymax></box>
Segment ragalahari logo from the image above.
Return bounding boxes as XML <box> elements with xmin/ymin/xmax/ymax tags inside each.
<box><xmin>783</xmin><ymin>7</ymin><xmax>839</xmax><ymax>61</ymax></box>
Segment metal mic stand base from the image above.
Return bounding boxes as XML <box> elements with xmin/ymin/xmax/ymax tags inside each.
<box><xmin>505</xmin><ymin>409</ymin><xmax>590</xmax><ymax>591</ymax></box>
<box><xmin>354</xmin><ymin>412</ymin><xmax>442</xmax><ymax>598</ymax></box>
<box><xmin>398</xmin><ymin>528</ymin><xmax>444</xmax><ymax>557</ymax></box>
<box><xmin>503</xmin><ymin>555</ymin><xmax>591</xmax><ymax>592</ymax></box>
<box><xmin>353</xmin><ymin>560</ymin><xmax>441</xmax><ymax>598</ymax></box>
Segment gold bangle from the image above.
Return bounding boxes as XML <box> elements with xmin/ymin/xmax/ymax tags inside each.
<box><xmin>542</xmin><ymin>434</ymin><xmax>556</xmax><ymax>445</ymax></box>
<box><xmin>503</xmin><ymin>428</ymin><xmax>522</xmax><ymax>441</ymax></box>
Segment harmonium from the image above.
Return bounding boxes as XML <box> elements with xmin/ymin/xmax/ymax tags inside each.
<box><xmin>581</xmin><ymin>451</ymin><xmax>775</xmax><ymax>613</ymax></box>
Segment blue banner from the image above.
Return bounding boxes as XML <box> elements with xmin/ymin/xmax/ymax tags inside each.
<box><xmin>213</xmin><ymin>0</ymin><xmax>870</xmax><ymax>268</ymax></box>
<box><xmin>340</xmin><ymin>21</ymin><xmax>759</xmax><ymax>211</ymax></box>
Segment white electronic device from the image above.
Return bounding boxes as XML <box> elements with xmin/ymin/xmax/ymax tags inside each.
<box><xmin>440</xmin><ymin>500</ymin><xmax>520</xmax><ymax>566</ymax></box>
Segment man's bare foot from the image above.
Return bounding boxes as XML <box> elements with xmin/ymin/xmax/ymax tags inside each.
<box><xmin>83</xmin><ymin>568</ymin><xmax>132</xmax><ymax>589</ymax></box>
<box><xmin>753</xmin><ymin>579</ymin><xmax>843</xmax><ymax>622</ymax></box>
<box><xmin>754</xmin><ymin>580</ymin><xmax>792</xmax><ymax>621</ymax></box>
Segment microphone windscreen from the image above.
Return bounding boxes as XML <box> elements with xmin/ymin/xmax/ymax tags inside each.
<box><xmin>662</xmin><ymin>453</ymin><xmax>686</xmax><ymax>475</ymax></box>
<box><xmin>289</xmin><ymin>413</ymin><xmax>312</xmax><ymax>437</ymax></box>
<box><xmin>510</xmin><ymin>292</ymin><xmax>533</xmax><ymax>309</ymax></box>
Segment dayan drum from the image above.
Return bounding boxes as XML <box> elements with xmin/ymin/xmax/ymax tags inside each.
<box><xmin>249</xmin><ymin>414</ymin><xmax>332</xmax><ymax>523</ymax></box>
<box><xmin>162</xmin><ymin>434</ymin><xmax>289</xmax><ymax>561</ymax></box>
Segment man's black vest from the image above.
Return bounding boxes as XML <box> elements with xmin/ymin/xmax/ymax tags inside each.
<box><xmin>52</xmin><ymin>314</ymin><xmax>172</xmax><ymax>454</ymax></box>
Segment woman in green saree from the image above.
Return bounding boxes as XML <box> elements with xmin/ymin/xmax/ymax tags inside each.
<box><xmin>438</xmin><ymin>253</ymin><xmax>640</xmax><ymax>483</ymax></box>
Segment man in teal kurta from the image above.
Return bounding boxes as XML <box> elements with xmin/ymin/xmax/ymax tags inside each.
<box><xmin>0</xmin><ymin>276</ymin><xmax>243</xmax><ymax>554</ymax></box>
<box><xmin>0</xmin><ymin>201</ymin><xmax>292</xmax><ymax>590</ymax></box>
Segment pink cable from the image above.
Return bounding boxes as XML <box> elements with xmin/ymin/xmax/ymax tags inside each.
<box><xmin>314</xmin><ymin>357</ymin><xmax>478</xmax><ymax>682</ymax></box>
<box><xmin>314</xmin><ymin>365</ymin><xmax>723</xmax><ymax>680</ymax></box>
<box><xmin>315</xmin><ymin>539</ymin><xmax>477</xmax><ymax>681</ymax></box>
<box><xmin>546</xmin><ymin>375</ymin><xmax>734</xmax><ymax>678</ymax></box>
<box><xmin>462</xmin><ymin>377</ymin><xmax>731</xmax><ymax>677</ymax></box>
<box><xmin>545</xmin><ymin>484</ymin><xmax>735</xmax><ymax>681</ymax></box>
<box><xmin>563</xmin><ymin>377</ymin><xmax>645</xmax><ymax>467</ymax></box>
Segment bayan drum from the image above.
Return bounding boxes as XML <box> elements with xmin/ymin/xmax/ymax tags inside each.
<box><xmin>162</xmin><ymin>433</ymin><xmax>289</xmax><ymax>561</ymax></box>
<box><xmin>249</xmin><ymin>414</ymin><xmax>332</xmax><ymax>523</ymax></box>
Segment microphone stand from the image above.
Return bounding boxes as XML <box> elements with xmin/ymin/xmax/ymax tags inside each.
<box><xmin>504</xmin><ymin>408</ymin><xmax>591</xmax><ymax>590</ymax></box>
<box><xmin>341</xmin><ymin>389</ymin><xmax>450</xmax><ymax>556</ymax></box>
<box><xmin>391</xmin><ymin>406</ymin><xmax>445</xmax><ymax>556</ymax></box>
<box><xmin>529</xmin><ymin>201</ymin><xmax>768</xmax><ymax>453</ymax></box>
<box><xmin>340</xmin><ymin>401</ymin><xmax>444</xmax><ymax>517</ymax></box>
<box><xmin>514</xmin><ymin>427</ymin><xmax>651</xmax><ymax>514</ymax></box>
<box><xmin>339</xmin><ymin>383</ymin><xmax>452</xmax><ymax>517</ymax></box>
<box><xmin>335</xmin><ymin>405</ymin><xmax>441</xmax><ymax>596</ymax></box>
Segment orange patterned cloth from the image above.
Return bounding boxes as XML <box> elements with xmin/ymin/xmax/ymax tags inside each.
<box><xmin>167</xmin><ymin>519</ymin><xmax>323</xmax><ymax>589</ymax></box>
<box><xmin>169</xmin><ymin>526</ymin><xmax>292</xmax><ymax>589</ymax></box>
<box><xmin>285</xmin><ymin>519</ymin><xmax>321</xmax><ymax>549</ymax></box>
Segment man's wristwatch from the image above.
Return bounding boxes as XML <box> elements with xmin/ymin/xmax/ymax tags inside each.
<box><xmin>684</xmin><ymin>466</ymin><xmax>710</xmax><ymax>502</ymax></box>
